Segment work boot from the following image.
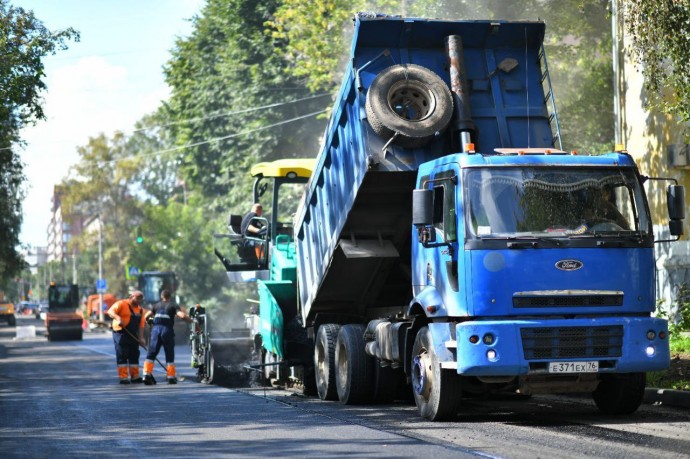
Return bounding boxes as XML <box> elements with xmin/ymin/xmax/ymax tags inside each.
<box><xmin>119</xmin><ymin>380</ymin><xmax>131</xmax><ymax>385</ymax></box>
<box><xmin>167</xmin><ymin>377</ymin><xmax>178</xmax><ymax>385</ymax></box>
<box><xmin>143</xmin><ymin>374</ymin><xmax>156</xmax><ymax>385</ymax></box>
<box><xmin>130</xmin><ymin>377</ymin><xmax>143</xmax><ymax>384</ymax></box>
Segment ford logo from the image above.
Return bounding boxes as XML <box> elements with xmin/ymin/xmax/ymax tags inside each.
<box><xmin>555</xmin><ymin>259</ymin><xmax>583</xmax><ymax>271</ymax></box>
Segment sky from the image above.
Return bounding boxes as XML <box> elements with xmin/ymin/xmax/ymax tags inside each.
<box><xmin>15</xmin><ymin>0</ymin><xmax>205</xmax><ymax>250</ymax></box>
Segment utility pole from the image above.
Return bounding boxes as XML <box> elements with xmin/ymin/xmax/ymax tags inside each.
<box><xmin>72</xmin><ymin>249</ymin><xmax>77</xmax><ymax>285</ymax></box>
<box><xmin>98</xmin><ymin>216</ymin><xmax>104</xmax><ymax>322</ymax></box>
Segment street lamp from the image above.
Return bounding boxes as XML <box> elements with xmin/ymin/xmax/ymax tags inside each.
<box><xmin>98</xmin><ymin>215</ymin><xmax>104</xmax><ymax>322</ymax></box>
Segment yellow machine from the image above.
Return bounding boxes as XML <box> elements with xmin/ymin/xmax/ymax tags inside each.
<box><xmin>0</xmin><ymin>291</ymin><xmax>16</xmax><ymax>327</ymax></box>
<box><xmin>45</xmin><ymin>283</ymin><xmax>83</xmax><ymax>341</ymax></box>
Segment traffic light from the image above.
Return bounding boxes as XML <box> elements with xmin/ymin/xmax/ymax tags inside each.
<box><xmin>136</xmin><ymin>227</ymin><xmax>144</xmax><ymax>244</ymax></box>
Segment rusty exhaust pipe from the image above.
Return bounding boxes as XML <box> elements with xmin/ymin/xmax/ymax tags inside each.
<box><xmin>446</xmin><ymin>35</ymin><xmax>477</xmax><ymax>152</ymax></box>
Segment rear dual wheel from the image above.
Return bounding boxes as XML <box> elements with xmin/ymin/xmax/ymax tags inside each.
<box><xmin>315</xmin><ymin>324</ymin><xmax>340</xmax><ymax>400</ymax></box>
<box><xmin>335</xmin><ymin>324</ymin><xmax>374</xmax><ymax>404</ymax></box>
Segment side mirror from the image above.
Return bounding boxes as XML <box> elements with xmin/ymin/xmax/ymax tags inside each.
<box><xmin>412</xmin><ymin>189</ymin><xmax>433</xmax><ymax>226</ymax></box>
<box><xmin>667</xmin><ymin>185</ymin><xmax>685</xmax><ymax>236</ymax></box>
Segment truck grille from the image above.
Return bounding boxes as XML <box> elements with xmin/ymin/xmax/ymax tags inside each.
<box><xmin>520</xmin><ymin>326</ymin><xmax>623</xmax><ymax>360</ymax></box>
<box><xmin>513</xmin><ymin>294</ymin><xmax>623</xmax><ymax>308</ymax></box>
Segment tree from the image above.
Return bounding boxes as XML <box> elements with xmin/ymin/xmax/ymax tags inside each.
<box><xmin>0</xmin><ymin>149</ymin><xmax>25</xmax><ymax>282</ymax></box>
<box><xmin>624</xmin><ymin>1</ymin><xmax>690</xmax><ymax>133</ymax></box>
<box><xmin>128</xmin><ymin>198</ymin><xmax>228</xmax><ymax>302</ymax></box>
<box><xmin>62</xmin><ymin>132</ymin><xmax>143</xmax><ymax>296</ymax></box>
<box><xmin>164</xmin><ymin>0</ymin><xmax>326</xmax><ymax>215</ymax></box>
<box><xmin>128</xmin><ymin>110</ymin><xmax>183</xmax><ymax>207</ymax></box>
<box><xmin>0</xmin><ymin>1</ymin><xmax>78</xmax><ymax>282</ymax></box>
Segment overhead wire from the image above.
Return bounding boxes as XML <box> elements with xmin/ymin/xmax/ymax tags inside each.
<box><xmin>4</xmin><ymin>92</ymin><xmax>332</xmax><ymax>154</ymax></box>
<box><xmin>97</xmin><ymin>107</ymin><xmax>328</xmax><ymax>167</ymax></box>
<box><xmin>131</xmin><ymin>92</ymin><xmax>331</xmax><ymax>133</ymax></box>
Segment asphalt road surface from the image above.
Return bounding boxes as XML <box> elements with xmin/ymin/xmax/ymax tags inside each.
<box><xmin>1</xmin><ymin>316</ymin><xmax>689</xmax><ymax>458</ymax></box>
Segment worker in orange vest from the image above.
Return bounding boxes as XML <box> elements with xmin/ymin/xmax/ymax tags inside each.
<box><xmin>107</xmin><ymin>291</ymin><xmax>147</xmax><ymax>384</ymax></box>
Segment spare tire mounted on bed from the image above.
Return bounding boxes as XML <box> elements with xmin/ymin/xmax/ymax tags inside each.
<box><xmin>365</xmin><ymin>64</ymin><xmax>454</xmax><ymax>149</ymax></box>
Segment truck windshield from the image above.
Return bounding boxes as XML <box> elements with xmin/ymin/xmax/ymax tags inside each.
<box><xmin>464</xmin><ymin>167</ymin><xmax>650</xmax><ymax>238</ymax></box>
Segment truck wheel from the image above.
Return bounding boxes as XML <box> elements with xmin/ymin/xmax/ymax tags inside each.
<box><xmin>592</xmin><ymin>373</ymin><xmax>645</xmax><ymax>414</ymax></box>
<box><xmin>335</xmin><ymin>324</ymin><xmax>374</xmax><ymax>404</ymax></box>
<box><xmin>203</xmin><ymin>351</ymin><xmax>215</xmax><ymax>384</ymax></box>
<box><xmin>262</xmin><ymin>349</ymin><xmax>278</xmax><ymax>383</ymax></box>
<box><xmin>8</xmin><ymin>315</ymin><xmax>16</xmax><ymax>327</ymax></box>
<box><xmin>366</xmin><ymin>64</ymin><xmax>453</xmax><ymax>148</ymax></box>
<box><xmin>411</xmin><ymin>326</ymin><xmax>462</xmax><ymax>421</ymax></box>
<box><xmin>315</xmin><ymin>324</ymin><xmax>340</xmax><ymax>400</ymax></box>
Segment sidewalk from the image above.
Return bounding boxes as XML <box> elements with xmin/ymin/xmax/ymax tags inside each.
<box><xmin>644</xmin><ymin>387</ymin><xmax>690</xmax><ymax>409</ymax></box>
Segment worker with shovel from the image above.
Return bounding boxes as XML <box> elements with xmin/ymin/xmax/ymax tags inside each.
<box><xmin>142</xmin><ymin>289</ymin><xmax>192</xmax><ymax>385</ymax></box>
<box><xmin>107</xmin><ymin>291</ymin><xmax>147</xmax><ymax>384</ymax></box>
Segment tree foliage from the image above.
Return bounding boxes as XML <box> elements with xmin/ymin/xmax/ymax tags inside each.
<box><xmin>129</xmin><ymin>198</ymin><xmax>228</xmax><ymax>302</ymax></box>
<box><xmin>62</xmin><ymin>133</ymin><xmax>143</xmax><ymax>296</ymax></box>
<box><xmin>0</xmin><ymin>1</ymin><xmax>78</xmax><ymax>283</ymax></box>
<box><xmin>164</xmin><ymin>0</ymin><xmax>326</xmax><ymax>216</ymax></box>
<box><xmin>624</xmin><ymin>0</ymin><xmax>690</xmax><ymax>130</ymax></box>
<box><xmin>0</xmin><ymin>149</ymin><xmax>25</xmax><ymax>283</ymax></box>
<box><xmin>128</xmin><ymin>110</ymin><xmax>183</xmax><ymax>207</ymax></box>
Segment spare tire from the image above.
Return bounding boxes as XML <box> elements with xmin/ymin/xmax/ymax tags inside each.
<box><xmin>366</xmin><ymin>64</ymin><xmax>453</xmax><ymax>148</ymax></box>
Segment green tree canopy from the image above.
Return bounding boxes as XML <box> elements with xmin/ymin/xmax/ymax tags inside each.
<box><xmin>624</xmin><ymin>1</ymin><xmax>690</xmax><ymax>131</ymax></box>
<box><xmin>164</xmin><ymin>0</ymin><xmax>327</xmax><ymax>215</ymax></box>
<box><xmin>62</xmin><ymin>132</ymin><xmax>143</xmax><ymax>296</ymax></box>
<box><xmin>0</xmin><ymin>1</ymin><xmax>78</xmax><ymax>283</ymax></box>
<box><xmin>128</xmin><ymin>198</ymin><xmax>228</xmax><ymax>302</ymax></box>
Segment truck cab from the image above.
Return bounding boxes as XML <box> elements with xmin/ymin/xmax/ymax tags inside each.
<box><xmin>408</xmin><ymin>147</ymin><xmax>684</xmax><ymax>418</ymax></box>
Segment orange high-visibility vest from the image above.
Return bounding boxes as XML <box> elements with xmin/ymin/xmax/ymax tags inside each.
<box><xmin>108</xmin><ymin>299</ymin><xmax>146</xmax><ymax>332</ymax></box>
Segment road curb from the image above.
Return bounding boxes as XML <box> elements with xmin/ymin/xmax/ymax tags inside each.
<box><xmin>644</xmin><ymin>388</ymin><xmax>690</xmax><ymax>409</ymax></box>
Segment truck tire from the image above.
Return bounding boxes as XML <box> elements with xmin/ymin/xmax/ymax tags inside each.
<box><xmin>592</xmin><ymin>372</ymin><xmax>645</xmax><ymax>414</ymax></box>
<box><xmin>335</xmin><ymin>324</ymin><xmax>374</xmax><ymax>404</ymax></box>
<box><xmin>315</xmin><ymin>323</ymin><xmax>340</xmax><ymax>401</ymax></box>
<box><xmin>262</xmin><ymin>349</ymin><xmax>278</xmax><ymax>383</ymax></box>
<box><xmin>8</xmin><ymin>315</ymin><xmax>16</xmax><ymax>327</ymax></box>
<box><xmin>203</xmin><ymin>351</ymin><xmax>215</xmax><ymax>384</ymax></box>
<box><xmin>366</xmin><ymin>64</ymin><xmax>453</xmax><ymax>149</ymax></box>
<box><xmin>411</xmin><ymin>326</ymin><xmax>462</xmax><ymax>421</ymax></box>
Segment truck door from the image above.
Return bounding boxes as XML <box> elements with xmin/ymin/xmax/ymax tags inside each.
<box><xmin>430</xmin><ymin>168</ymin><xmax>460</xmax><ymax>292</ymax></box>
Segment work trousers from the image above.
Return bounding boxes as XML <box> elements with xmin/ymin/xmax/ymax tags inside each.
<box><xmin>113</xmin><ymin>331</ymin><xmax>141</xmax><ymax>381</ymax></box>
<box><xmin>145</xmin><ymin>325</ymin><xmax>176</xmax><ymax>380</ymax></box>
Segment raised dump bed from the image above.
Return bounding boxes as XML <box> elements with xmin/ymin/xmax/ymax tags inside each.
<box><xmin>295</xmin><ymin>15</ymin><xmax>556</xmax><ymax>325</ymax></box>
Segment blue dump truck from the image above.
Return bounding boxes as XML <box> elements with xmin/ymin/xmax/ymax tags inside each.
<box><xmin>219</xmin><ymin>14</ymin><xmax>686</xmax><ymax>421</ymax></box>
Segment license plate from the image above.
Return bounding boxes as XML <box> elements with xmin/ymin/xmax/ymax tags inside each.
<box><xmin>548</xmin><ymin>361</ymin><xmax>599</xmax><ymax>373</ymax></box>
